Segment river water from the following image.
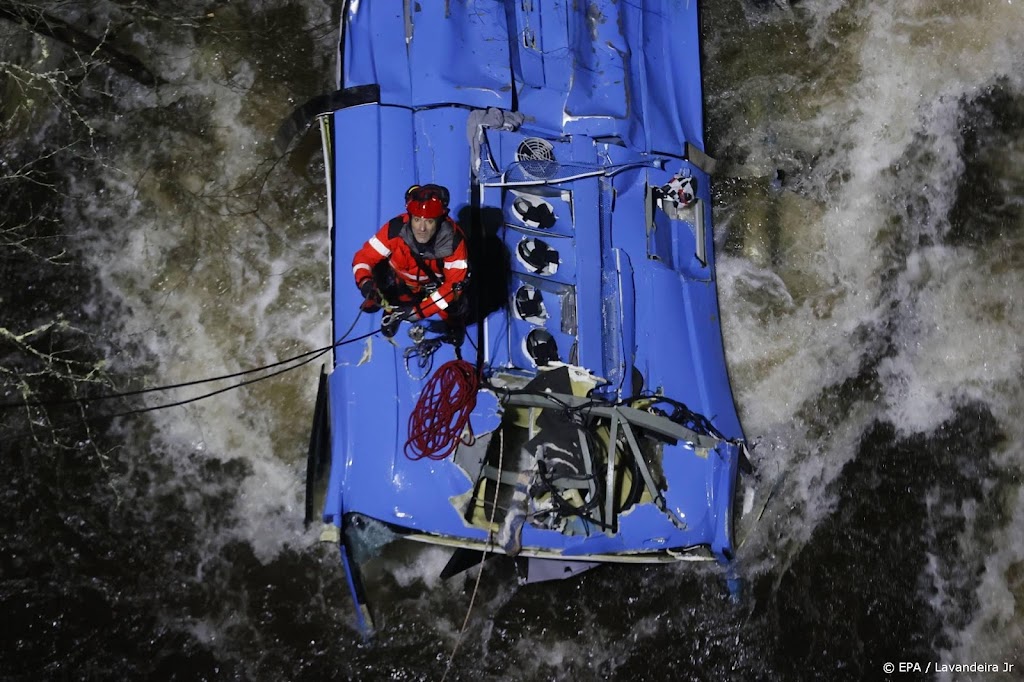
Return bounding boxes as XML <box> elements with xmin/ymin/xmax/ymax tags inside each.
<box><xmin>2</xmin><ymin>1</ymin><xmax>1021</xmax><ymax>680</ymax></box>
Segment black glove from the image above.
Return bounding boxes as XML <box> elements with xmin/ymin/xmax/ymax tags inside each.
<box><xmin>358</xmin><ymin>280</ymin><xmax>382</xmax><ymax>313</ymax></box>
<box><xmin>359</xmin><ymin>279</ymin><xmax>379</xmax><ymax>300</ymax></box>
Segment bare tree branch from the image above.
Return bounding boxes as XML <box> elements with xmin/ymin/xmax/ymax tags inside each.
<box><xmin>0</xmin><ymin>2</ymin><xmax>162</xmax><ymax>86</ymax></box>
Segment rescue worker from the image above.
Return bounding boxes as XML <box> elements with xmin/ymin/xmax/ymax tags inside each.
<box><xmin>352</xmin><ymin>184</ymin><xmax>469</xmax><ymax>337</ymax></box>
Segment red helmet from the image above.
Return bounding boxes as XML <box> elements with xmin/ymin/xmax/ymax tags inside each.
<box><xmin>405</xmin><ymin>184</ymin><xmax>449</xmax><ymax>219</ymax></box>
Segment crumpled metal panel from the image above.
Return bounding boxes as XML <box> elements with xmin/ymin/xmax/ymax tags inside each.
<box><xmin>341</xmin><ymin>0</ymin><xmax>706</xmax><ymax>155</ymax></box>
<box><xmin>342</xmin><ymin>0</ymin><xmax>513</xmax><ymax>110</ymax></box>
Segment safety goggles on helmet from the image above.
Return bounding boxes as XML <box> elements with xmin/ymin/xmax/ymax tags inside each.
<box><xmin>405</xmin><ymin>184</ymin><xmax>450</xmax><ymax>219</ymax></box>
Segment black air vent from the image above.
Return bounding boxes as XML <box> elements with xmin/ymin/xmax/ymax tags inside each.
<box><xmin>526</xmin><ymin>329</ymin><xmax>559</xmax><ymax>366</ymax></box>
<box><xmin>517</xmin><ymin>238</ymin><xmax>560</xmax><ymax>275</ymax></box>
<box><xmin>515</xmin><ymin>285</ymin><xmax>548</xmax><ymax>322</ymax></box>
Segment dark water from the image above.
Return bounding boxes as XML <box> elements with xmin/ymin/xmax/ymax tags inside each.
<box><xmin>2</xmin><ymin>1</ymin><xmax>1022</xmax><ymax>680</ymax></box>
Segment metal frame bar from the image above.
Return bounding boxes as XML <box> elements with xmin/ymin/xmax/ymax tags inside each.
<box><xmin>496</xmin><ymin>391</ymin><xmax>722</xmax><ymax>449</ymax></box>
<box><xmin>604</xmin><ymin>413</ymin><xmax>620</xmax><ymax>535</ymax></box>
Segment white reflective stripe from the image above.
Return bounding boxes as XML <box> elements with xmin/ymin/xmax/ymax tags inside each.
<box><xmin>430</xmin><ymin>291</ymin><xmax>449</xmax><ymax>310</ymax></box>
<box><xmin>444</xmin><ymin>259</ymin><xmax>468</xmax><ymax>270</ymax></box>
<box><xmin>396</xmin><ymin>269</ymin><xmax>431</xmax><ymax>282</ymax></box>
<box><xmin>369</xmin><ymin>236</ymin><xmax>390</xmax><ymax>257</ymax></box>
<box><xmin>353</xmin><ymin>263</ymin><xmax>371</xmax><ymax>276</ymax></box>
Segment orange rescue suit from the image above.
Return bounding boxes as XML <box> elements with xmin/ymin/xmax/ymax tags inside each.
<box><xmin>351</xmin><ymin>214</ymin><xmax>469</xmax><ymax>320</ymax></box>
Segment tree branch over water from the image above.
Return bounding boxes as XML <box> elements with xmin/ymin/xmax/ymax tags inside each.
<box><xmin>1</xmin><ymin>8</ymin><xmax>122</xmax><ymax>449</ymax></box>
<box><xmin>0</xmin><ymin>2</ymin><xmax>162</xmax><ymax>86</ymax></box>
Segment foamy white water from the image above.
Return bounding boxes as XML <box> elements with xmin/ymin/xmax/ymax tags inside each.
<box><xmin>68</xmin><ymin>2</ymin><xmax>335</xmax><ymax>562</ymax></box>
<box><xmin>716</xmin><ymin>0</ymin><xmax>1024</xmax><ymax>670</ymax></box>
<box><xmin>17</xmin><ymin>0</ymin><xmax>1019</xmax><ymax>676</ymax></box>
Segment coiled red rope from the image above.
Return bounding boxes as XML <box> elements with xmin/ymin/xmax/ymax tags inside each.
<box><xmin>405</xmin><ymin>359</ymin><xmax>479</xmax><ymax>461</ymax></box>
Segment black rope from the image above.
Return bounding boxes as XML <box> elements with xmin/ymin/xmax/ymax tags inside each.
<box><xmin>629</xmin><ymin>393</ymin><xmax>726</xmax><ymax>440</ymax></box>
<box><xmin>102</xmin><ymin>328</ymin><xmax>378</xmax><ymax>420</ymax></box>
<box><xmin>1</xmin><ymin>311</ymin><xmax>367</xmax><ymax>412</ymax></box>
